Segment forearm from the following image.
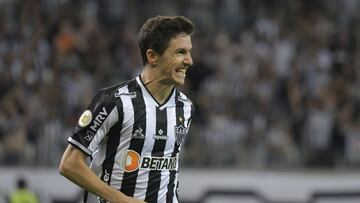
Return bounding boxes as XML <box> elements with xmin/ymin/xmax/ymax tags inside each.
<box><xmin>61</xmin><ymin>160</ymin><xmax>124</xmax><ymax>202</ymax></box>
<box><xmin>59</xmin><ymin>146</ymin><xmax>127</xmax><ymax>203</ymax></box>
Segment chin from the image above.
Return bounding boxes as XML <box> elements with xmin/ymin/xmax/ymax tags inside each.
<box><xmin>173</xmin><ymin>78</ymin><xmax>185</xmax><ymax>86</ymax></box>
<box><xmin>171</xmin><ymin>75</ymin><xmax>185</xmax><ymax>86</ymax></box>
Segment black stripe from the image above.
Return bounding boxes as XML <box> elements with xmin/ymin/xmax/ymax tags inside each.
<box><xmin>145</xmin><ymin>107</ymin><xmax>168</xmax><ymax>202</ymax></box>
<box><xmin>83</xmin><ymin>191</ymin><xmax>88</xmax><ymax>203</ymax></box>
<box><xmin>100</xmin><ymin>101</ymin><xmax>124</xmax><ymax>185</ymax></box>
<box><xmin>120</xmin><ymin>80</ymin><xmax>147</xmax><ymax>196</ymax></box>
<box><xmin>166</xmin><ymin>91</ymin><xmax>184</xmax><ymax>203</ymax></box>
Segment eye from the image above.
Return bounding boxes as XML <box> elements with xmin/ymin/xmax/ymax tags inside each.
<box><xmin>177</xmin><ymin>50</ymin><xmax>186</xmax><ymax>55</ymax></box>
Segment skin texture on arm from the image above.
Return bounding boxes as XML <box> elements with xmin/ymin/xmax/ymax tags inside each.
<box><xmin>59</xmin><ymin>145</ymin><xmax>145</xmax><ymax>203</ymax></box>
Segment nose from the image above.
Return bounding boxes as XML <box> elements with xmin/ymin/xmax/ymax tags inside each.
<box><xmin>183</xmin><ymin>53</ymin><xmax>193</xmax><ymax>66</ymax></box>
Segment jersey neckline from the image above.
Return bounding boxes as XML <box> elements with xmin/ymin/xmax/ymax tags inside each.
<box><xmin>136</xmin><ymin>75</ymin><xmax>176</xmax><ymax>110</ymax></box>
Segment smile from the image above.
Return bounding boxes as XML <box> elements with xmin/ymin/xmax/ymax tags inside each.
<box><xmin>175</xmin><ymin>68</ymin><xmax>186</xmax><ymax>77</ymax></box>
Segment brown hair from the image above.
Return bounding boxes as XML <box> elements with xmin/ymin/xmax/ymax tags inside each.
<box><xmin>138</xmin><ymin>16</ymin><xmax>195</xmax><ymax>65</ymax></box>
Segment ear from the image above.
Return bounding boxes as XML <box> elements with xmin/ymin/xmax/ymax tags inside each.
<box><xmin>146</xmin><ymin>49</ymin><xmax>158</xmax><ymax>67</ymax></box>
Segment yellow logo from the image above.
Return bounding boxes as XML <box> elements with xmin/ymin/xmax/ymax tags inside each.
<box><xmin>78</xmin><ymin>110</ymin><xmax>92</xmax><ymax>127</ymax></box>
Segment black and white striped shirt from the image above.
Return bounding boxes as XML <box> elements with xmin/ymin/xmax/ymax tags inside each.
<box><xmin>68</xmin><ymin>76</ymin><xmax>194</xmax><ymax>203</ymax></box>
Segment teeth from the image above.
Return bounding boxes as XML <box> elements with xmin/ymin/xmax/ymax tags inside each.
<box><xmin>177</xmin><ymin>69</ymin><xmax>186</xmax><ymax>75</ymax></box>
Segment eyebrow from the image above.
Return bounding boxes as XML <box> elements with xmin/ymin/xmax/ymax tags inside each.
<box><xmin>175</xmin><ymin>47</ymin><xmax>192</xmax><ymax>52</ymax></box>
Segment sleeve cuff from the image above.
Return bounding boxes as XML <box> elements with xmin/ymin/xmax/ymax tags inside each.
<box><xmin>68</xmin><ymin>137</ymin><xmax>93</xmax><ymax>156</ymax></box>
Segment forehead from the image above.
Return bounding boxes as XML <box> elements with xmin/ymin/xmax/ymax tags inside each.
<box><xmin>166</xmin><ymin>34</ymin><xmax>192</xmax><ymax>51</ymax></box>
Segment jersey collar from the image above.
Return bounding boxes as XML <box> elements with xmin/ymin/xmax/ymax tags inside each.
<box><xmin>136</xmin><ymin>76</ymin><xmax>176</xmax><ymax>110</ymax></box>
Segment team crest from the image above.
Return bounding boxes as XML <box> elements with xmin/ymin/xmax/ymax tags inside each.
<box><xmin>78</xmin><ymin>110</ymin><xmax>92</xmax><ymax>127</ymax></box>
<box><xmin>175</xmin><ymin>125</ymin><xmax>187</xmax><ymax>145</ymax></box>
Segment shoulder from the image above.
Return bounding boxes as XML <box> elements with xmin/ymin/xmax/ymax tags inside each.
<box><xmin>176</xmin><ymin>90</ymin><xmax>193</xmax><ymax>104</ymax></box>
<box><xmin>99</xmin><ymin>79</ymin><xmax>133</xmax><ymax>97</ymax></box>
<box><xmin>176</xmin><ymin>90</ymin><xmax>195</xmax><ymax>113</ymax></box>
<box><xmin>91</xmin><ymin>79</ymin><xmax>134</xmax><ymax>108</ymax></box>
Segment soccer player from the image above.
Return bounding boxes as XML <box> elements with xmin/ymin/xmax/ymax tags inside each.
<box><xmin>59</xmin><ymin>15</ymin><xmax>195</xmax><ymax>203</ymax></box>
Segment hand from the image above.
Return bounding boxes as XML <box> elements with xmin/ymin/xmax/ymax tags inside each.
<box><xmin>122</xmin><ymin>196</ymin><xmax>146</xmax><ymax>203</ymax></box>
<box><xmin>111</xmin><ymin>192</ymin><xmax>146</xmax><ymax>203</ymax></box>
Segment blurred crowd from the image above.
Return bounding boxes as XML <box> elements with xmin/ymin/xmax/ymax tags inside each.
<box><xmin>1</xmin><ymin>0</ymin><xmax>360</xmax><ymax>170</ymax></box>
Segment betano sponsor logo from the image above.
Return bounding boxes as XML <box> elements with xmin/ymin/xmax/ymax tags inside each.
<box><xmin>120</xmin><ymin>150</ymin><xmax>177</xmax><ymax>172</ymax></box>
<box><xmin>121</xmin><ymin>150</ymin><xmax>140</xmax><ymax>172</ymax></box>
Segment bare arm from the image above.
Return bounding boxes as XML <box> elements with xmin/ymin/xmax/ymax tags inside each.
<box><xmin>59</xmin><ymin>145</ymin><xmax>145</xmax><ymax>203</ymax></box>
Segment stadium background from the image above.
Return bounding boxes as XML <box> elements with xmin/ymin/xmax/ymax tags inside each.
<box><xmin>1</xmin><ymin>0</ymin><xmax>360</xmax><ymax>202</ymax></box>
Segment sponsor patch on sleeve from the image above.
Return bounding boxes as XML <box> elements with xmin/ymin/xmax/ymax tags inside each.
<box><xmin>78</xmin><ymin>109</ymin><xmax>93</xmax><ymax>127</ymax></box>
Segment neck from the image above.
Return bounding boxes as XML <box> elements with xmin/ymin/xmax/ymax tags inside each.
<box><xmin>141</xmin><ymin>66</ymin><xmax>174</xmax><ymax>105</ymax></box>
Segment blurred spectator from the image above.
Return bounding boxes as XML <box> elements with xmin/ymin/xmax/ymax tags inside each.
<box><xmin>9</xmin><ymin>177</ymin><xmax>39</xmax><ymax>203</ymax></box>
<box><xmin>1</xmin><ymin>0</ymin><xmax>360</xmax><ymax>170</ymax></box>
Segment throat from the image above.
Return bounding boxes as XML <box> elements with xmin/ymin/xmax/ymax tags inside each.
<box><xmin>143</xmin><ymin>79</ymin><xmax>174</xmax><ymax>105</ymax></box>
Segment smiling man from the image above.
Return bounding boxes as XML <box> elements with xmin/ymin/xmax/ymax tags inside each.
<box><xmin>59</xmin><ymin>16</ymin><xmax>196</xmax><ymax>203</ymax></box>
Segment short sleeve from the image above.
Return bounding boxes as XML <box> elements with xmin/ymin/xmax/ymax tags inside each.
<box><xmin>68</xmin><ymin>90</ymin><xmax>120</xmax><ymax>156</ymax></box>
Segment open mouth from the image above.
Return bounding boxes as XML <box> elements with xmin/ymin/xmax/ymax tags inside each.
<box><xmin>175</xmin><ymin>68</ymin><xmax>186</xmax><ymax>77</ymax></box>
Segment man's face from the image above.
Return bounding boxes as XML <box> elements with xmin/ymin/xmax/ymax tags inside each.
<box><xmin>157</xmin><ymin>33</ymin><xmax>193</xmax><ymax>86</ymax></box>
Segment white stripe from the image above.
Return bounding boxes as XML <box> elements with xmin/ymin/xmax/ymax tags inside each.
<box><xmin>86</xmin><ymin>193</ymin><xmax>98</xmax><ymax>203</ymax></box>
<box><xmin>165</xmin><ymin>105</ymin><xmax>177</xmax><ymax>156</ymax></box>
<box><xmin>183</xmin><ymin>99</ymin><xmax>192</xmax><ymax>129</ymax></box>
<box><xmin>110</xmin><ymin>86</ymin><xmax>134</xmax><ymax>189</ymax></box>
<box><xmin>68</xmin><ymin>137</ymin><xmax>92</xmax><ymax>155</ymax></box>
<box><xmin>89</xmin><ymin>138</ymin><xmax>108</xmax><ymax>180</ymax></box>
<box><xmin>88</xmin><ymin>106</ymin><xmax>118</xmax><ymax>152</ymax></box>
<box><xmin>133</xmin><ymin>90</ymin><xmax>156</xmax><ymax>200</ymax></box>
<box><xmin>133</xmin><ymin>169</ymin><xmax>150</xmax><ymax>199</ymax></box>
<box><xmin>158</xmin><ymin>170</ymin><xmax>170</xmax><ymax>202</ymax></box>
<box><xmin>139</xmin><ymin>95</ymin><xmax>156</xmax><ymax>156</ymax></box>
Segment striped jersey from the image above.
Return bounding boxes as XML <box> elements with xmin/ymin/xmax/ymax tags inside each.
<box><xmin>68</xmin><ymin>76</ymin><xmax>194</xmax><ymax>203</ymax></box>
